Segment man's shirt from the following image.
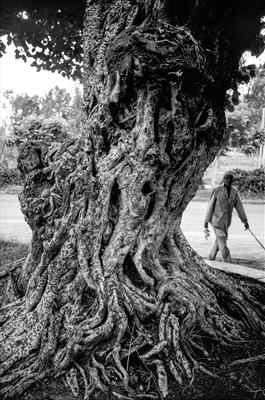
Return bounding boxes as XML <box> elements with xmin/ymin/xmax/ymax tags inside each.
<box><xmin>204</xmin><ymin>185</ymin><xmax>248</xmax><ymax>231</ymax></box>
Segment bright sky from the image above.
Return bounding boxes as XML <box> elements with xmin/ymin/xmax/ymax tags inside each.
<box><xmin>242</xmin><ymin>50</ymin><xmax>265</xmax><ymax>66</ymax></box>
<box><xmin>0</xmin><ymin>44</ymin><xmax>81</xmax><ymax>124</ymax></box>
<box><xmin>0</xmin><ymin>44</ymin><xmax>79</xmax><ymax>95</ymax></box>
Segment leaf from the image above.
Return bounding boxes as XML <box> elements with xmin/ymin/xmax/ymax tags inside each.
<box><xmin>226</xmin><ymin>102</ymin><xmax>235</xmax><ymax>112</ymax></box>
<box><xmin>7</xmin><ymin>35</ymin><xmax>12</xmax><ymax>46</ymax></box>
<box><xmin>246</xmin><ymin>64</ymin><xmax>256</xmax><ymax>71</ymax></box>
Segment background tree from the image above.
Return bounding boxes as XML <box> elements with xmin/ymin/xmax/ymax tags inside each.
<box><xmin>1</xmin><ymin>87</ymin><xmax>83</xmax><ymax>148</ymax></box>
<box><xmin>226</xmin><ymin>67</ymin><xmax>265</xmax><ymax>154</ymax></box>
<box><xmin>0</xmin><ymin>124</ymin><xmax>15</xmax><ymax>167</ymax></box>
<box><xmin>0</xmin><ymin>1</ymin><xmax>265</xmax><ymax>400</ymax></box>
<box><xmin>12</xmin><ymin>116</ymin><xmax>70</xmax><ymax>144</ymax></box>
<box><xmin>41</xmin><ymin>87</ymin><xmax>74</xmax><ymax>119</ymax></box>
<box><xmin>246</xmin><ymin>66</ymin><xmax>265</xmax><ymax>117</ymax></box>
<box><xmin>3</xmin><ymin>90</ymin><xmax>40</xmax><ymax>125</ymax></box>
<box><xmin>227</xmin><ymin>103</ymin><xmax>252</xmax><ymax>149</ymax></box>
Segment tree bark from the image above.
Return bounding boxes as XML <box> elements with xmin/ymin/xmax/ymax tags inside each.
<box><xmin>1</xmin><ymin>1</ymin><xmax>265</xmax><ymax>399</ymax></box>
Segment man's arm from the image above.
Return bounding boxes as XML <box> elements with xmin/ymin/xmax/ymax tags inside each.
<box><xmin>235</xmin><ymin>191</ymin><xmax>249</xmax><ymax>229</ymax></box>
<box><xmin>204</xmin><ymin>189</ymin><xmax>216</xmax><ymax>228</ymax></box>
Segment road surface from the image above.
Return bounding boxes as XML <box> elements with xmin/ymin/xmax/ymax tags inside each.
<box><xmin>0</xmin><ymin>194</ymin><xmax>264</xmax><ymax>261</ymax></box>
<box><xmin>182</xmin><ymin>200</ymin><xmax>264</xmax><ymax>261</ymax></box>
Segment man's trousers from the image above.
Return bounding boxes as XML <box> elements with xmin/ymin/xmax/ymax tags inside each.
<box><xmin>209</xmin><ymin>228</ymin><xmax>232</xmax><ymax>263</ymax></box>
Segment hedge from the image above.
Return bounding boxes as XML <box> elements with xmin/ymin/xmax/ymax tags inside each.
<box><xmin>0</xmin><ymin>164</ymin><xmax>264</xmax><ymax>197</ymax></box>
<box><xmin>0</xmin><ymin>167</ymin><xmax>22</xmax><ymax>188</ymax></box>
<box><xmin>232</xmin><ymin>167</ymin><xmax>265</xmax><ymax>196</ymax></box>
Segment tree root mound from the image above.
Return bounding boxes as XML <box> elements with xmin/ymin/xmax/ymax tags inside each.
<box><xmin>1</xmin><ymin>232</ymin><xmax>264</xmax><ymax>400</ymax></box>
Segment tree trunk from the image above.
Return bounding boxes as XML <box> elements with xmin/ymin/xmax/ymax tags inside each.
<box><xmin>1</xmin><ymin>1</ymin><xmax>264</xmax><ymax>399</ymax></box>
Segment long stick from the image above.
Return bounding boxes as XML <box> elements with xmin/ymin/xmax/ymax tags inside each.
<box><xmin>247</xmin><ymin>228</ymin><xmax>265</xmax><ymax>251</ymax></box>
<box><xmin>233</xmin><ymin>211</ymin><xmax>265</xmax><ymax>251</ymax></box>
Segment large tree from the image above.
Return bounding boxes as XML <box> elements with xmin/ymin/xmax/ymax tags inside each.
<box><xmin>0</xmin><ymin>1</ymin><xmax>265</xmax><ymax>399</ymax></box>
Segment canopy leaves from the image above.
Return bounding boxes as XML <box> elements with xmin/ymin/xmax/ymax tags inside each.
<box><xmin>0</xmin><ymin>0</ymin><xmax>85</xmax><ymax>80</ymax></box>
<box><xmin>0</xmin><ymin>0</ymin><xmax>265</xmax><ymax>82</ymax></box>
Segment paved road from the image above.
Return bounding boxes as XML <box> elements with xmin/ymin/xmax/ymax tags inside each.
<box><xmin>0</xmin><ymin>194</ymin><xmax>264</xmax><ymax>261</ymax></box>
<box><xmin>0</xmin><ymin>194</ymin><xmax>32</xmax><ymax>243</ymax></box>
<box><xmin>182</xmin><ymin>200</ymin><xmax>264</xmax><ymax>261</ymax></box>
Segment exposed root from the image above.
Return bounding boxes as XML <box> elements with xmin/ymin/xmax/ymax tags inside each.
<box><xmin>230</xmin><ymin>353</ymin><xmax>265</xmax><ymax>366</ymax></box>
<box><xmin>111</xmin><ymin>345</ymin><xmax>130</xmax><ymax>386</ymax></box>
<box><xmin>65</xmin><ymin>367</ymin><xmax>80</xmax><ymax>396</ymax></box>
<box><xmin>84</xmin><ymin>360</ymin><xmax>106</xmax><ymax>399</ymax></box>
<box><xmin>112</xmin><ymin>392</ymin><xmax>134</xmax><ymax>400</ymax></box>
<box><xmin>169</xmin><ymin>360</ymin><xmax>183</xmax><ymax>384</ymax></box>
<box><xmin>0</xmin><ymin>258</ymin><xmax>25</xmax><ymax>279</ymax></box>
<box><xmin>140</xmin><ymin>341</ymin><xmax>168</xmax><ymax>362</ymax></box>
<box><xmin>92</xmin><ymin>354</ymin><xmax>110</xmax><ymax>385</ymax></box>
<box><xmin>150</xmin><ymin>360</ymin><xmax>168</xmax><ymax>398</ymax></box>
<box><xmin>1</xmin><ymin>241</ymin><xmax>264</xmax><ymax>399</ymax></box>
<box><xmin>133</xmin><ymin>245</ymin><xmax>155</xmax><ymax>287</ymax></box>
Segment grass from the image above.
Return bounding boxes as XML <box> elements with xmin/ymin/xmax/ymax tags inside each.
<box><xmin>0</xmin><ymin>239</ymin><xmax>29</xmax><ymax>268</ymax></box>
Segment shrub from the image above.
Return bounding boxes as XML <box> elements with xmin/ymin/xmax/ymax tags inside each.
<box><xmin>0</xmin><ymin>116</ymin><xmax>71</xmax><ymax>188</ymax></box>
<box><xmin>232</xmin><ymin>167</ymin><xmax>265</xmax><ymax>196</ymax></box>
<box><xmin>13</xmin><ymin>116</ymin><xmax>71</xmax><ymax>144</ymax></box>
<box><xmin>0</xmin><ymin>166</ymin><xmax>22</xmax><ymax>188</ymax></box>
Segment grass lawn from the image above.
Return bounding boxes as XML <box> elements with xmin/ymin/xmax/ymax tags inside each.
<box><xmin>0</xmin><ymin>239</ymin><xmax>29</xmax><ymax>267</ymax></box>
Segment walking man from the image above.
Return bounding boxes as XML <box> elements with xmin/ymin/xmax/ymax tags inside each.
<box><xmin>204</xmin><ymin>171</ymin><xmax>249</xmax><ymax>262</ymax></box>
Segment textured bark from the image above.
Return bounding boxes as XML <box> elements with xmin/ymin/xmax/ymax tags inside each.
<box><xmin>1</xmin><ymin>1</ymin><xmax>265</xmax><ymax>399</ymax></box>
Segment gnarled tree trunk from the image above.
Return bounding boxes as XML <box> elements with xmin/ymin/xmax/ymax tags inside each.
<box><xmin>1</xmin><ymin>1</ymin><xmax>264</xmax><ymax>399</ymax></box>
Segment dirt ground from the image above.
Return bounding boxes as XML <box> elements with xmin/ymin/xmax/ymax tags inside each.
<box><xmin>19</xmin><ymin>333</ymin><xmax>265</xmax><ymax>400</ymax></box>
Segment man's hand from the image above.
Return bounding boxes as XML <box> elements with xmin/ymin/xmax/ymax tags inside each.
<box><xmin>204</xmin><ymin>222</ymin><xmax>210</xmax><ymax>239</ymax></box>
<box><xmin>244</xmin><ymin>222</ymin><xmax>249</xmax><ymax>230</ymax></box>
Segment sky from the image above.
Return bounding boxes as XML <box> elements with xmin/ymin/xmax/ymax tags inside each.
<box><xmin>242</xmin><ymin>50</ymin><xmax>265</xmax><ymax>67</ymax></box>
<box><xmin>0</xmin><ymin>44</ymin><xmax>78</xmax><ymax>96</ymax></box>
<box><xmin>0</xmin><ymin>44</ymin><xmax>81</xmax><ymax>124</ymax></box>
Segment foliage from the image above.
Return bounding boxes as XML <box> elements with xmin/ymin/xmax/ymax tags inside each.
<box><xmin>3</xmin><ymin>90</ymin><xmax>40</xmax><ymax>125</ymax></box>
<box><xmin>0</xmin><ymin>114</ymin><xmax>72</xmax><ymax>184</ymax></box>
<box><xmin>0</xmin><ymin>0</ymin><xmax>84</xmax><ymax>80</ymax></box>
<box><xmin>227</xmin><ymin>104</ymin><xmax>252</xmax><ymax>148</ymax></box>
<box><xmin>232</xmin><ymin>167</ymin><xmax>265</xmax><ymax>196</ymax></box>
<box><xmin>246</xmin><ymin>66</ymin><xmax>265</xmax><ymax>119</ymax></box>
<box><xmin>0</xmin><ymin>115</ymin><xmax>71</xmax><ymax>186</ymax></box>
<box><xmin>0</xmin><ymin>0</ymin><xmax>265</xmax><ymax>85</ymax></box>
<box><xmin>241</xmin><ymin>130</ymin><xmax>265</xmax><ymax>154</ymax></box>
<box><xmin>11</xmin><ymin>116</ymin><xmax>71</xmax><ymax>145</ymax></box>
<box><xmin>0</xmin><ymin>125</ymin><xmax>18</xmax><ymax>168</ymax></box>
<box><xmin>0</xmin><ymin>166</ymin><xmax>21</xmax><ymax>187</ymax></box>
<box><xmin>226</xmin><ymin>67</ymin><xmax>265</xmax><ymax>154</ymax></box>
<box><xmin>225</xmin><ymin>64</ymin><xmax>257</xmax><ymax>112</ymax></box>
<box><xmin>3</xmin><ymin>87</ymin><xmax>83</xmax><ymax>136</ymax></box>
<box><xmin>1</xmin><ymin>87</ymin><xmax>83</xmax><ymax>169</ymax></box>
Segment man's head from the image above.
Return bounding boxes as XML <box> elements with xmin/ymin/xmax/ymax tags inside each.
<box><xmin>223</xmin><ymin>171</ymin><xmax>234</xmax><ymax>188</ymax></box>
